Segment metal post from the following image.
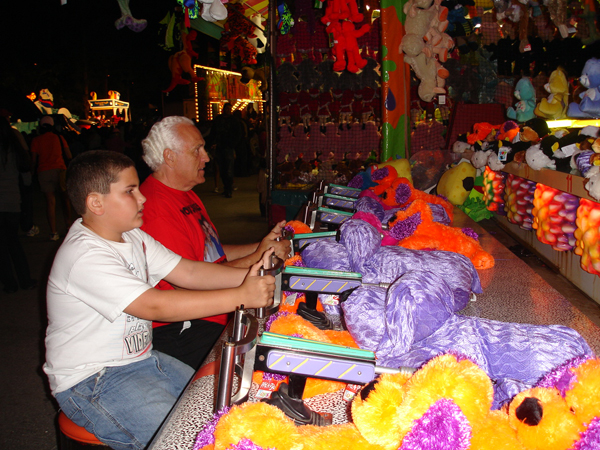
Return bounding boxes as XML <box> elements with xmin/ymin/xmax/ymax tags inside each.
<box><xmin>215</xmin><ymin>339</ymin><xmax>236</xmax><ymax>410</ymax></box>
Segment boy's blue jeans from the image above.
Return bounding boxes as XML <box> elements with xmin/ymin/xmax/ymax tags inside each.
<box><xmin>55</xmin><ymin>351</ymin><xmax>194</xmax><ymax>450</ymax></box>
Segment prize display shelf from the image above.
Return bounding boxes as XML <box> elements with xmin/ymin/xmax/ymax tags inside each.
<box><xmin>495</xmin><ymin>161</ymin><xmax>600</xmax><ymax>302</ymax></box>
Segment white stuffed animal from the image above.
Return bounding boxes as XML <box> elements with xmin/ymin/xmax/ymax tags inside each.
<box><xmin>200</xmin><ymin>0</ymin><xmax>227</xmax><ymax>22</ymax></box>
<box><xmin>585</xmin><ymin>172</ymin><xmax>600</xmax><ymax>201</ymax></box>
<box><xmin>525</xmin><ymin>143</ymin><xmax>556</xmax><ymax>170</ymax></box>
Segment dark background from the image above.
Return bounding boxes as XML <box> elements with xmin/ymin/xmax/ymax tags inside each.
<box><xmin>0</xmin><ymin>0</ymin><xmax>220</xmax><ymax>121</ymax></box>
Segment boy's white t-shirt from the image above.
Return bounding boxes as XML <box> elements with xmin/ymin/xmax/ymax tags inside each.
<box><xmin>43</xmin><ymin>219</ymin><xmax>182</xmax><ymax>395</ymax></box>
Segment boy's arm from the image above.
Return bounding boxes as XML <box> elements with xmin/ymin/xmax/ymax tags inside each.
<box><xmin>164</xmin><ymin>256</ymin><xmax>248</xmax><ymax>290</ymax></box>
<box><xmin>124</xmin><ymin>256</ymin><xmax>275</xmax><ymax>322</ymax></box>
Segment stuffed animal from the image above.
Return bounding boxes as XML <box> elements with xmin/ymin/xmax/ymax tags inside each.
<box><xmin>321</xmin><ymin>0</ymin><xmax>364</xmax><ymax>25</ymax></box>
<box><xmin>400</xmin><ymin>0</ymin><xmax>450</xmax><ymax>101</ymax></box>
<box><xmin>352</xmin><ymin>353</ymin><xmax>495</xmax><ymax>450</ymax></box>
<box><xmin>404</xmin><ymin>52</ymin><xmax>449</xmax><ymax>102</ymax></box>
<box><xmin>436</xmin><ymin>161</ymin><xmax>477</xmax><ymax>205</ymax></box>
<box><xmin>115</xmin><ymin>0</ymin><xmax>147</xmax><ymax>31</ymax></box>
<box><xmin>546</xmin><ymin>0</ymin><xmax>569</xmax><ymax>38</ymax></box>
<box><xmin>163</xmin><ymin>30</ymin><xmax>203</xmax><ymax>93</ymax></box>
<box><xmin>567</xmin><ymin>58</ymin><xmax>600</xmax><ymax>119</ymax></box>
<box><xmin>507</xmin><ymin>77</ymin><xmax>536</xmax><ymax>122</ymax></box>
<box><xmin>198</xmin><ymin>0</ymin><xmax>227</xmax><ymax>23</ymax></box>
<box><xmin>194</xmin><ymin>353</ymin><xmax>504</xmax><ymax>450</ymax></box>
<box><xmin>507</xmin><ymin>387</ymin><xmax>586</xmax><ymax>450</ymax></box>
<box><xmin>240</xmin><ymin>67</ymin><xmax>268</xmax><ymax>92</ymax></box>
<box><xmin>340</xmin><ymin>20</ymin><xmax>371</xmax><ymax>73</ymax></box>
<box><xmin>445</xmin><ymin>0</ymin><xmax>480</xmax><ymax>57</ymax></box>
<box><xmin>34</xmin><ymin>89</ymin><xmax>54</xmax><ymax>115</ymax></box>
<box><xmin>381</xmin><ymin>176</ymin><xmax>454</xmax><ymax>220</ymax></box>
<box><xmin>534</xmin><ymin>68</ymin><xmax>569</xmax><ymax>120</ymax></box>
<box><xmin>487</xmin><ymin>140</ymin><xmax>530</xmax><ymax>172</ymax></box>
<box><xmin>388</xmin><ymin>199</ymin><xmax>494</xmax><ymax>268</ymax></box>
<box><xmin>525</xmin><ymin>143</ymin><xmax>557</xmax><ymax>171</ymax></box>
<box><xmin>247</xmin><ymin>14</ymin><xmax>266</xmax><ymax>53</ymax></box>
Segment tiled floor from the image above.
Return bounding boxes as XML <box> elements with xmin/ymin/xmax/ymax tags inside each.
<box><xmin>3</xmin><ymin>173</ymin><xmax>600</xmax><ymax>450</ymax></box>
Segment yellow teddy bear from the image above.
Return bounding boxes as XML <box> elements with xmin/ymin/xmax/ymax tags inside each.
<box><xmin>534</xmin><ymin>68</ymin><xmax>569</xmax><ymax>120</ymax></box>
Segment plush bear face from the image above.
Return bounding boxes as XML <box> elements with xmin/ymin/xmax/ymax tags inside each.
<box><xmin>514</xmin><ymin>77</ymin><xmax>535</xmax><ymax>101</ymax></box>
<box><xmin>471</xmin><ymin>149</ymin><xmax>492</xmax><ymax>169</ymax></box>
<box><xmin>580</xmin><ymin>58</ymin><xmax>600</xmax><ymax>90</ymax></box>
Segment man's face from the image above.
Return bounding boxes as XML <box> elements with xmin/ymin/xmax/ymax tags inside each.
<box><xmin>172</xmin><ymin>123</ymin><xmax>210</xmax><ymax>190</ymax></box>
<box><xmin>103</xmin><ymin>166</ymin><xmax>146</xmax><ymax>235</ymax></box>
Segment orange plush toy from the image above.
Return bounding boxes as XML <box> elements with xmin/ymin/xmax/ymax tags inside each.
<box><xmin>368</xmin><ymin>165</ymin><xmax>399</xmax><ymax>197</ymax></box>
<box><xmin>381</xmin><ymin>176</ymin><xmax>454</xmax><ymax>221</ymax></box>
<box><xmin>388</xmin><ymin>199</ymin><xmax>494</xmax><ymax>269</ymax></box>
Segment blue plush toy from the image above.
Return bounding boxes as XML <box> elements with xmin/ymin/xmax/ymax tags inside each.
<box><xmin>506</xmin><ymin>77</ymin><xmax>536</xmax><ymax>122</ymax></box>
<box><xmin>568</xmin><ymin>58</ymin><xmax>600</xmax><ymax>119</ymax></box>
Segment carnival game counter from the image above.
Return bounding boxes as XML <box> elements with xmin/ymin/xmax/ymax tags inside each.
<box><xmin>149</xmin><ymin>208</ymin><xmax>600</xmax><ymax>450</ymax></box>
<box><xmin>492</xmin><ymin>162</ymin><xmax>600</xmax><ymax>301</ymax></box>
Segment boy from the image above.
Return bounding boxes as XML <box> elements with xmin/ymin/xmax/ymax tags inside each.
<box><xmin>43</xmin><ymin>150</ymin><xmax>274</xmax><ymax>450</ymax></box>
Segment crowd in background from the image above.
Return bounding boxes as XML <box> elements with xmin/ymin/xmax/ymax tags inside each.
<box><xmin>0</xmin><ymin>105</ymin><xmax>267</xmax><ymax>295</ymax></box>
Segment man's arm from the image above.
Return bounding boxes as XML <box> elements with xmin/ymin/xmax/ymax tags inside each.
<box><xmin>125</xmin><ymin>253</ymin><xmax>275</xmax><ymax>321</ymax></box>
<box><xmin>221</xmin><ymin>220</ymin><xmax>291</xmax><ymax>268</ymax></box>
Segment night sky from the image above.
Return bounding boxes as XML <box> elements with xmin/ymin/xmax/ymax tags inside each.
<box><xmin>0</xmin><ymin>0</ymin><xmax>211</xmax><ymax>120</ymax></box>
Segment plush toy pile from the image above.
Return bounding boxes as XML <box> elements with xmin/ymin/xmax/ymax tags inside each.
<box><xmin>450</xmin><ymin>121</ymin><xmax>600</xmax><ymax>201</ymax></box>
<box><xmin>193</xmin><ymin>353</ymin><xmax>600</xmax><ymax>450</ymax></box>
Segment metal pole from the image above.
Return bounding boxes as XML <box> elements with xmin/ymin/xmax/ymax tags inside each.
<box><xmin>215</xmin><ymin>339</ymin><xmax>236</xmax><ymax>410</ymax></box>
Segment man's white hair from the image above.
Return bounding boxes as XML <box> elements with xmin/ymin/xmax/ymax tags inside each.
<box><xmin>142</xmin><ymin>116</ymin><xmax>195</xmax><ymax>171</ymax></box>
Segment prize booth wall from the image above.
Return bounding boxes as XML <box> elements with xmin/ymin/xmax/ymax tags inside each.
<box><xmin>145</xmin><ymin>1</ymin><xmax>600</xmax><ymax>448</ymax></box>
<box><xmin>267</xmin><ymin>0</ymin><xmax>600</xmax><ymax>302</ymax></box>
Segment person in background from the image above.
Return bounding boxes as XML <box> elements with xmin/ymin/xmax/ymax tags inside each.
<box><xmin>30</xmin><ymin>116</ymin><xmax>72</xmax><ymax>240</ymax></box>
<box><xmin>140</xmin><ymin>115</ymin><xmax>291</xmax><ymax>369</ymax></box>
<box><xmin>209</xmin><ymin>103</ymin><xmax>241</xmax><ymax>198</ymax></box>
<box><xmin>0</xmin><ymin>118</ymin><xmax>37</xmax><ymax>293</ymax></box>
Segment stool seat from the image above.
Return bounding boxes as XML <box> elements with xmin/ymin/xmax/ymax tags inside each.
<box><xmin>58</xmin><ymin>411</ymin><xmax>107</xmax><ymax>446</ymax></box>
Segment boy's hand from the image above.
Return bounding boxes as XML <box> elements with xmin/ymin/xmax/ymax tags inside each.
<box><xmin>256</xmin><ymin>220</ymin><xmax>292</xmax><ymax>261</ymax></box>
<box><xmin>240</xmin><ymin>249</ymin><xmax>276</xmax><ymax>309</ymax></box>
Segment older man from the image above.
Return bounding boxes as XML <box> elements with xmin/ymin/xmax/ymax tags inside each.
<box><xmin>140</xmin><ymin>116</ymin><xmax>290</xmax><ymax>369</ymax></box>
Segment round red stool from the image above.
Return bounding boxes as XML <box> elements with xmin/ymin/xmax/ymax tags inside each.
<box><xmin>58</xmin><ymin>411</ymin><xmax>110</xmax><ymax>449</ymax></box>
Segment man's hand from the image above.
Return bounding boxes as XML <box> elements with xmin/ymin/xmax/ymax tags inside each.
<box><xmin>256</xmin><ymin>220</ymin><xmax>292</xmax><ymax>261</ymax></box>
<box><xmin>238</xmin><ymin>249</ymin><xmax>276</xmax><ymax>309</ymax></box>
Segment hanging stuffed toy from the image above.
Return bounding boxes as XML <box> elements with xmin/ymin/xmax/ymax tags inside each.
<box><xmin>321</xmin><ymin>0</ymin><xmax>364</xmax><ymax>26</ymax></box>
<box><xmin>247</xmin><ymin>14</ymin><xmax>266</xmax><ymax>53</ymax></box>
<box><xmin>342</xmin><ymin>21</ymin><xmax>371</xmax><ymax>73</ymax></box>
<box><xmin>278</xmin><ymin>0</ymin><xmax>295</xmax><ymax>34</ymax></box>
<box><xmin>198</xmin><ymin>0</ymin><xmax>227</xmax><ymax>23</ymax></box>
<box><xmin>34</xmin><ymin>89</ymin><xmax>54</xmax><ymax>115</ymax></box>
<box><xmin>163</xmin><ymin>30</ymin><xmax>203</xmax><ymax>93</ymax></box>
<box><xmin>115</xmin><ymin>0</ymin><xmax>147</xmax><ymax>32</ymax></box>
<box><xmin>221</xmin><ymin>3</ymin><xmax>258</xmax><ymax>65</ymax></box>
<box><xmin>240</xmin><ymin>66</ymin><xmax>268</xmax><ymax>92</ymax></box>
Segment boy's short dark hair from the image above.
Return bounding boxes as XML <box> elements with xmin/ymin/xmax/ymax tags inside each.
<box><xmin>67</xmin><ymin>150</ymin><xmax>135</xmax><ymax>216</ymax></box>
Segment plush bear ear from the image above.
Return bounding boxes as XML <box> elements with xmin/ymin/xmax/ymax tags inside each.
<box><xmin>351</xmin><ymin>371</ymin><xmax>412</xmax><ymax>449</ymax></box>
<box><xmin>401</xmin><ymin>398</ymin><xmax>472</xmax><ymax>450</ymax></box>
